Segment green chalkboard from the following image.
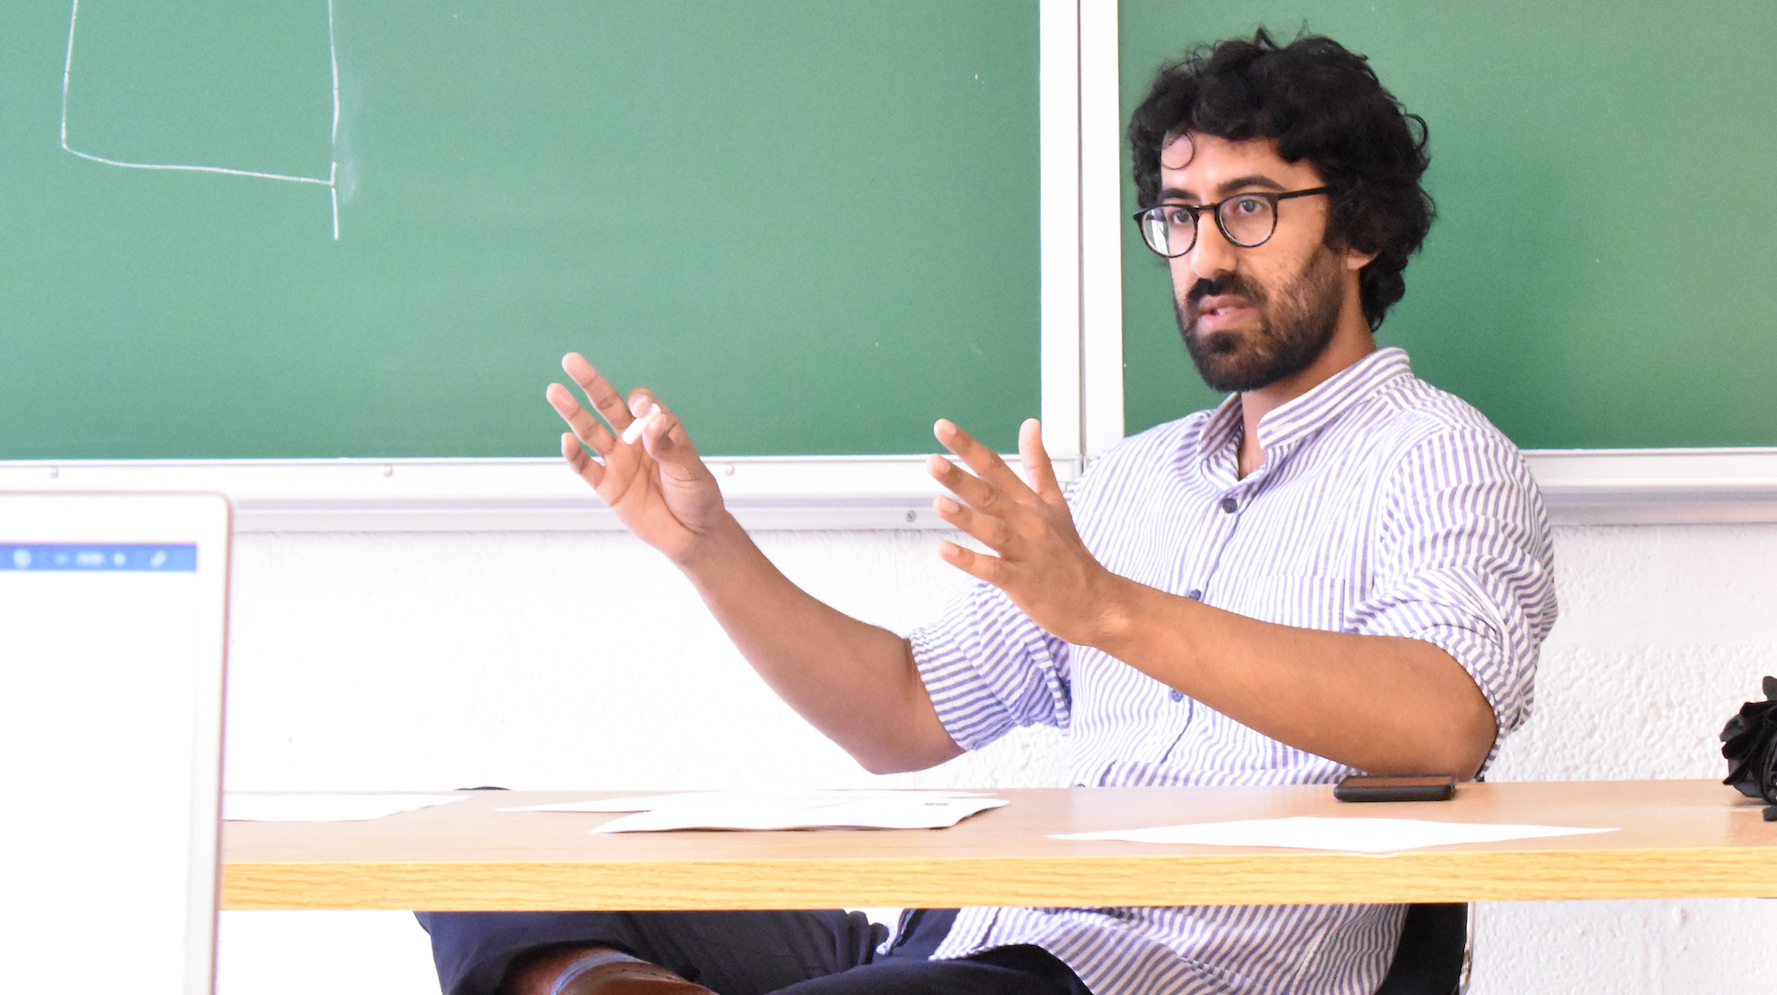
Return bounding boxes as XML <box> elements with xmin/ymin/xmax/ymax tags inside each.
<box><xmin>1120</xmin><ymin>0</ymin><xmax>1777</xmax><ymax>449</ymax></box>
<box><xmin>0</xmin><ymin>1</ymin><xmax>1038</xmax><ymax>459</ymax></box>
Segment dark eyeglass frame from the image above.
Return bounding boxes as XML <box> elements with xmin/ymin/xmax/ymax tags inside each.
<box><xmin>1132</xmin><ymin>187</ymin><xmax>1330</xmax><ymax>258</ymax></box>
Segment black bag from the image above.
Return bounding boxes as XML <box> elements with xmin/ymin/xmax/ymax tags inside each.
<box><xmin>1720</xmin><ymin>675</ymin><xmax>1777</xmax><ymax>820</ymax></box>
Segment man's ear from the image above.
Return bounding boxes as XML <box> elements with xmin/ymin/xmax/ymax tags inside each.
<box><xmin>1343</xmin><ymin>244</ymin><xmax>1378</xmax><ymax>272</ymax></box>
<box><xmin>1322</xmin><ymin>214</ymin><xmax>1379</xmax><ymax>272</ymax></box>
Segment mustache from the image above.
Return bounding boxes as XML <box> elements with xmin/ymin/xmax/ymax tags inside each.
<box><xmin>1185</xmin><ymin>274</ymin><xmax>1268</xmax><ymax>309</ymax></box>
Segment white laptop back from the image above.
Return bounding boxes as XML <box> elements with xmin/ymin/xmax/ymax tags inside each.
<box><xmin>0</xmin><ymin>492</ymin><xmax>230</xmax><ymax>995</ymax></box>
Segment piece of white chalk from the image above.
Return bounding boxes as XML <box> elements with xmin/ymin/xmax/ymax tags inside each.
<box><xmin>620</xmin><ymin>404</ymin><xmax>662</xmax><ymax>445</ymax></box>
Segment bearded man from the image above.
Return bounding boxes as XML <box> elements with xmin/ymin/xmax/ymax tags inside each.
<box><xmin>420</xmin><ymin>30</ymin><xmax>1556</xmax><ymax>995</ymax></box>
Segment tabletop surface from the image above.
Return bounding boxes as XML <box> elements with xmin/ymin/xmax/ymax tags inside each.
<box><xmin>221</xmin><ymin>779</ymin><xmax>1777</xmax><ymax>911</ymax></box>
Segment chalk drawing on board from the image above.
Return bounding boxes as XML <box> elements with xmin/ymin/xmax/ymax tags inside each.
<box><xmin>59</xmin><ymin>0</ymin><xmax>343</xmax><ymax>240</ymax></box>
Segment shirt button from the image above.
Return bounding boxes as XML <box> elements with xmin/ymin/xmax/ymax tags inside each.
<box><xmin>1220</xmin><ymin>496</ymin><xmax>1238</xmax><ymax>513</ymax></box>
<box><xmin>1187</xmin><ymin>589</ymin><xmax>1203</xmax><ymax>601</ymax></box>
<box><xmin>1170</xmin><ymin>689</ymin><xmax>1185</xmax><ymax>702</ymax></box>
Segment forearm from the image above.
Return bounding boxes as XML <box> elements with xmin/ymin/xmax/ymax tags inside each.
<box><xmin>1094</xmin><ymin>576</ymin><xmax>1497</xmax><ymax>777</ymax></box>
<box><xmin>675</xmin><ymin>514</ymin><xmax>963</xmax><ymax>774</ymax></box>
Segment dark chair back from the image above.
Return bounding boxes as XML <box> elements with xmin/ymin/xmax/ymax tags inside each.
<box><xmin>1373</xmin><ymin>903</ymin><xmax>1469</xmax><ymax>995</ymax></box>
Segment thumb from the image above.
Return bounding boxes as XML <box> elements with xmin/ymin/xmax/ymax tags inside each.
<box><xmin>1019</xmin><ymin>418</ymin><xmax>1063</xmax><ymax>503</ymax></box>
<box><xmin>631</xmin><ymin>398</ymin><xmax>707</xmax><ymax>482</ymax></box>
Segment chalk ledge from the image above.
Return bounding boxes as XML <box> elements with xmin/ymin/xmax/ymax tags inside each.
<box><xmin>5</xmin><ymin>450</ymin><xmax>1777</xmax><ymax>531</ymax></box>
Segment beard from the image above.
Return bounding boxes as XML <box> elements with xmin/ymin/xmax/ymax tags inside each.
<box><xmin>1174</xmin><ymin>245</ymin><xmax>1347</xmax><ymax>393</ymax></box>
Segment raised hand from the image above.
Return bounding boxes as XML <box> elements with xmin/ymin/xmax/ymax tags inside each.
<box><xmin>926</xmin><ymin>418</ymin><xmax>1125</xmax><ymax>647</ymax></box>
<box><xmin>546</xmin><ymin>353</ymin><xmax>730</xmax><ymax>563</ymax></box>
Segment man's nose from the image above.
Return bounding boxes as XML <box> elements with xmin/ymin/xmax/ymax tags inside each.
<box><xmin>1185</xmin><ymin>216</ymin><xmax>1240</xmax><ymax>281</ymax></box>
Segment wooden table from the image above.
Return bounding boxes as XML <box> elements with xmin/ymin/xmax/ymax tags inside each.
<box><xmin>221</xmin><ymin>780</ymin><xmax>1777</xmax><ymax>911</ymax></box>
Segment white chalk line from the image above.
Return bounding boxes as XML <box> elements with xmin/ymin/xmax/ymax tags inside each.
<box><xmin>61</xmin><ymin>0</ymin><xmax>342</xmax><ymax>239</ymax></box>
<box><xmin>329</xmin><ymin>0</ymin><xmax>340</xmax><ymax>145</ymax></box>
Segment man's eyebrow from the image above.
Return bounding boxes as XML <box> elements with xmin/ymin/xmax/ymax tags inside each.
<box><xmin>1215</xmin><ymin>174</ymin><xmax>1288</xmax><ymax>197</ymax></box>
<box><xmin>1159</xmin><ymin>175</ymin><xmax>1290</xmax><ymax>203</ymax></box>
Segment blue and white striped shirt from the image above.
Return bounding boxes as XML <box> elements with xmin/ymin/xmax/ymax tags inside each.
<box><xmin>909</xmin><ymin>347</ymin><xmax>1557</xmax><ymax>995</ymax></box>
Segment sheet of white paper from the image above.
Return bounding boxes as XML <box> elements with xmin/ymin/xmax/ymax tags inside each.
<box><xmin>493</xmin><ymin>790</ymin><xmax>1004</xmax><ymax>832</ymax></box>
<box><xmin>596</xmin><ymin>796</ymin><xmax>1007</xmax><ymax>833</ymax></box>
<box><xmin>1053</xmin><ymin>816</ymin><xmax>1617</xmax><ymax>853</ymax></box>
<box><xmin>223</xmin><ymin>793</ymin><xmax>469</xmax><ymax>822</ymax></box>
<box><xmin>500</xmin><ymin>789</ymin><xmax>994</xmax><ymax>815</ymax></box>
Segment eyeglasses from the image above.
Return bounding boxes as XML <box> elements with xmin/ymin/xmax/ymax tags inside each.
<box><xmin>1132</xmin><ymin>187</ymin><xmax>1329</xmax><ymax>258</ymax></box>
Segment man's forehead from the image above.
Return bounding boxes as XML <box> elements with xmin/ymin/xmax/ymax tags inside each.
<box><xmin>1161</xmin><ymin>132</ymin><xmax>1290</xmax><ymax>169</ymax></box>
<box><xmin>1160</xmin><ymin>132</ymin><xmax>1305</xmax><ymax>184</ymax></box>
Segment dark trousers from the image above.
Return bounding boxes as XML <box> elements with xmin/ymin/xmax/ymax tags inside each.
<box><xmin>416</xmin><ymin>908</ymin><xmax>1090</xmax><ymax>995</ymax></box>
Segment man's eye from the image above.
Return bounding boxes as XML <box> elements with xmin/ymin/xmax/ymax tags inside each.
<box><xmin>1164</xmin><ymin>207</ymin><xmax>1196</xmax><ymax>225</ymax></box>
<box><xmin>1230</xmin><ymin>197</ymin><xmax>1266</xmax><ymax>216</ymax></box>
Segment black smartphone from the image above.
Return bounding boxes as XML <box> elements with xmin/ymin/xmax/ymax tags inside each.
<box><xmin>1333</xmin><ymin>774</ymin><xmax>1457</xmax><ymax>802</ymax></box>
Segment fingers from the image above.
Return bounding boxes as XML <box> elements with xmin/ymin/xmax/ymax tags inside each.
<box><xmin>930</xmin><ymin>421</ymin><xmax>1102</xmax><ymax>628</ymax></box>
<box><xmin>926</xmin><ymin>452</ymin><xmax>1001</xmax><ymax>510</ymax></box>
<box><xmin>936</xmin><ymin>538</ymin><xmax>1004</xmax><ymax>586</ymax></box>
<box><xmin>1018</xmin><ymin>418</ymin><xmax>1064</xmax><ymax>504</ymax></box>
<box><xmin>620</xmin><ymin>402</ymin><xmax>662</xmax><ymax>444</ymax></box>
<box><xmin>551</xmin><ymin>353</ymin><xmax>686</xmax><ymax>460</ymax></box>
<box><xmin>547</xmin><ymin>381</ymin><xmax>616</xmax><ymax>456</ymax></box>
<box><xmin>609</xmin><ymin>390</ymin><xmax>714</xmax><ymax>499</ymax></box>
<box><xmin>560</xmin><ymin>431</ymin><xmax>604</xmax><ymax>488</ymax></box>
<box><xmin>622</xmin><ymin>390</ymin><xmax>703</xmax><ymax>466</ymax></box>
<box><xmin>933</xmin><ymin>493</ymin><xmax>1013</xmax><ymax>551</ymax></box>
<box><xmin>933</xmin><ymin>419</ymin><xmax>1029</xmax><ymax>496</ymax></box>
<box><xmin>927</xmin><ymin>419</ymin><xmax>1027</xmax><ymax>519</ymax></box>
<box><xmin>927</xmin><ymin>417</ymin><xmax>1071</xmax><ymax>570</ymax></box>
<box><xmin>561</xmin><ymin>353</ymin><xmax>640</xmax><ymax>437</ymax></box>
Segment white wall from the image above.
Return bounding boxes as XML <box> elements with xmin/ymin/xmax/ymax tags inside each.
<box><xmin>1478</xmin><ymin>524</ymin><xmax>1777</xmax><ymax>993</ymax></box>
<box><xmin>215</xmin><ymin>523</ymin><xmax>1777</xmax><ymax>994</ymax></box>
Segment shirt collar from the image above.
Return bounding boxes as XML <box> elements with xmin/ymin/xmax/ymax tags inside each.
<box><xmin>1193</xmin><ymin>347</ymin><xmax>1414</xmax><ymax>468</ymax></box>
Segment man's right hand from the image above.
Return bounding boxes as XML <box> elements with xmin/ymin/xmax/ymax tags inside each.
<box><xmin>546</xmin><ymin>352</ymin><xmax>732</xmax><ymax>565</ymax></box>
<box><xmin>546</xmin><ymin>351</ymin><xmax>961</xmax><ymax>774</ymax></box>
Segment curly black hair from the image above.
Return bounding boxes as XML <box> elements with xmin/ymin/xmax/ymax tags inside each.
<box><xmin>1128</xmin><ymin>29</ymin><xmax>1434</xmax><ymax>329</ymax></box>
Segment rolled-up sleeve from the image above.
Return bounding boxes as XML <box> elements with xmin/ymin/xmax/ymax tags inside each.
<box><xmin>1349</xmin><ymin>427</ymin><xmax>1557</xmax><ymax>742</ymax></box>
<box><xmin>908</xmin><ymin>581</ymin><xmax>1073</xmax><ymax>752</ymax></box>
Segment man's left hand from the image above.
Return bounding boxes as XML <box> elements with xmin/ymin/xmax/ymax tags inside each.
<box><xmin>927</xmin><ymin>418</ymin><xmax>1125</xmax><ymax>647</ymax></box>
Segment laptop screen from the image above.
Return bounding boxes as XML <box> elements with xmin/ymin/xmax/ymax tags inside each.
<box><xmin>0</xmin><ymin>492</ymin><xmax>230</xmax><ymax>995</ymax></box>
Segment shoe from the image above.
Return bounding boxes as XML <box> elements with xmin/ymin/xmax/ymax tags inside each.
<box><xmin>554</xmin><ymin>960</ymin><xmax>718</xmax><ymax>995</ymax></box>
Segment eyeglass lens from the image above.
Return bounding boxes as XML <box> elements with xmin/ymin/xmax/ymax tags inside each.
<box><xmin>1140</xmin><ymin>196</ymin><xmax>1279</xmax><ymax>257</ymax></box>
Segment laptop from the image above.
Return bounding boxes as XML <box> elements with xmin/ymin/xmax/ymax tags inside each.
<box><xmin>0</xmin><ymin>492</ymin><xmax>231</xmax><ymax>995</ymax></box>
